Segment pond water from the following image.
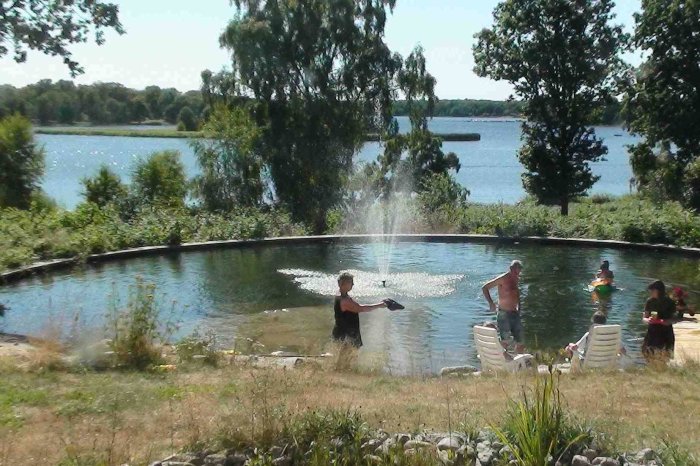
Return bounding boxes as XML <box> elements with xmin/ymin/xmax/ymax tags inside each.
<box><xmin>1</xmin><ymin>240</ymin><xmax>696</xmax><ymax>374</ymax></box>
<box><xmin>38</xmin><ymin>117</ymin><xmax>639</xmax><ymax>209</ymax></box>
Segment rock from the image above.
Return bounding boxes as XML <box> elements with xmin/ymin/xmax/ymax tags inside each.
<box><xmin>635</xmin><ymin>448</ymin><xmax>657</xmax><ymax>463</ymax></box>
<box><xmin>440</xmin><ymin>365</ymin><xmax>478</xmax><ymax>376</ymax></box>
<box><xmin>437</xmin><ymin>449</ymin><xmax>462</xmax><ymax>466</ymax></box>
<box><xmin>269</xmin><ymin>446</ymin><xmax>284</xmax><ymax>458</ymax></box>
<box><xmin>437</xmin><ymin>436</ymin><xmax>463</xmax><ymax>451</ymax></box>
<box><xmin>361</xmin><ymin>439</ymin><xmax>382</xmax><ymax>454</ymax></box>
<box><xmin>492</xmin><ymin>442</ymin><xmax>504</xmax><ymax>451</ymax></box>
<box><xmin>376</xmin><ymin>437</ymin><xmax>397</xmax><ymax>455</ymax></box>
<box><xmin>458</xmin><ymin>444</ymin><xmax>476</xmax><ymax>460</ymax></box>
<box><xmin>583</xmin><ymin>449</ymin><xmax>599</xmax><ymax>462</ymax></box>
<box><xmin>363</xmin><ymin>454</ymin><xmax>383</xmax><ymax>464</ymax></box>
<box><xmin>271</xmin><ymin>457</ymin><xmax>290</xmax><ymax>466</ymax></box>
<box><xmin>572</xmin><ymin>455</ymin><xmax>593</xmax><ymax>466</ymax></box>
<box><xmin>477</xmin><ymin>429</ymin><xmax>496</xmax><ymax>443</ymax></box>
<box><xmin>203</xmin><ymin>454</ymin><xmax>227</xmax><ymax>466</ymax></box>
<box><xmin>162</xmin><ymin>454</ymin><xmax>202</xmax><ymax>466</ymax></box>
<box><xmin>592</xmin><ymin>458</ymin><xmax>620</xmax><ymax>466</ymax></box>
<box><xmin>226</xmin><ymin>454</ymin><xmax>246</xmax><ymax>466</ymax></box>
<box><xmin>476</xmin><ymin>441</ymin><xmax>495</xmax><ymax>465</ymax></box>
<box><xmin>404</xmin><ymin>440</ymin><xmax>435</xmax><ymax>451</ymax></box>
<box><xmin>395</xmin><ymin>433</ymin><xmax>412</xmax><ymax>446</ymax></box>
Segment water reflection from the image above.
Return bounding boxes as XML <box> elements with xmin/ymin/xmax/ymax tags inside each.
<box><xmin>1</xmin><ymin>241</ymin><xmax>698</xmax><ymax>373</ymax></box>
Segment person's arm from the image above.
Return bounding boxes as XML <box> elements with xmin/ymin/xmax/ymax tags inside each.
<box><xmin>340</xmin><ymin>297</ymin><xmax>386</xmax><ymax>314</ymax></box>
<box><xmin>643</xmin><ymin>300</ymin><xmax>652</xmax><ymax>323</ymax></box>
<box><xmin>482</xmin><ymin>273</ymin><xmax>506</xmax><ymax>312</ymax></box>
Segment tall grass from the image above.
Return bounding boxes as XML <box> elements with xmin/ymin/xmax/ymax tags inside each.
<box><xmin>106</xmin><ymin>279</ymin><xmax>175</xmax><ymax>370</ymax></box>
<box><xmin>493</xmin><ymin>369</ymin><xmax>590</xmax><ymax>466</ymax></box>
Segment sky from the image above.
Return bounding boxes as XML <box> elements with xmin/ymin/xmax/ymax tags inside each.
<box><xmin>0</xmin><ymin>0</ymin><xmax>642</xmax><ymax>100</ymax></box>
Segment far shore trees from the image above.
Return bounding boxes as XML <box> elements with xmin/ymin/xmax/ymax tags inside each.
<box><xmin>0</xmin><ymin>0</ymin><xmax>123</xmax><ymax>76</ymax></box>
<box><xmin>0</xmin><ymin>114</ymin><xmax>45</xmax><ymax>209</ymax></box>
<box><xmin>473</xmin><ymin>0</ymin><xmax>628</xmax><ymax>215</ymax></box>
<box><xmin>625</xmin><ymin>0</ymin><xmax>700</xmax><ymax>209</ymax></box>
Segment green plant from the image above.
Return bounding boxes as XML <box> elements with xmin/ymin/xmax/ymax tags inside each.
<box><xmin>660</xmin><ymin>437</ymin><xmax>698</xmax><ymax>466</ymax></box>
<box><xmin>131</xmin><ymin>150</ymin><xmax>188</xmax><ymax>208</ymax></box>
<box><xmin>493</xmin><ymin>369</ymin><xmax>590</xmax><ymax>466</ymax></box>
<box><xmin>81</xmin><ymin>165</ymin><xmax>128</xmax><ymax>208</ymax></box>
<box><xmin>0</xmin><ymin>114</ymin><xmax>45</xmax><ymax>209</ymax></box>
<box><xmin>175</xmin><ymin>330</ymin><xmax>220</xmax><ymax>366</ymax></box>
<box><xmin>106</xmin><ymin>279</ymin><xmax>173</xmax><ymax>370</ymax></box>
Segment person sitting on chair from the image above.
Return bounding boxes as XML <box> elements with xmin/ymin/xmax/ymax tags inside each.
<box><xmin>565</xmin><ymin>311</ymin><xmax>626</xmax><ymax>359</ymax></box>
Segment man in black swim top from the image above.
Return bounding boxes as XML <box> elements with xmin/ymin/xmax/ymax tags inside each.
<box><xmin>332</xmin><ymin>272</ymin><xmax>388</xmax><ymax>347</ymax></box>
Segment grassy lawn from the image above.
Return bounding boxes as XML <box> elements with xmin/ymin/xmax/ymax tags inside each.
<box><xmin>1</xmin><ymin>353</ymin><xmax>699</xmax><ymax>465</ymax></box>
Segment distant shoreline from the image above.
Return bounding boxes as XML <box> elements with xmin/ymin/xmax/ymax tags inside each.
<box><xmin>35</xmin><ymin>127</ymin><xmax>482</xmax><ymax>141</ymax></box>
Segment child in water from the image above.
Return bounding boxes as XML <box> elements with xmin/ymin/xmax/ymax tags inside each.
<box><xmin>670</xmin><ymin>286</ymin><xmax>695</xmax><ymax>319</ymax></box>
<box><xmin>596</xmin><ymin>260</ymin><xmax>614</xmax><ymax>281</ymax></box>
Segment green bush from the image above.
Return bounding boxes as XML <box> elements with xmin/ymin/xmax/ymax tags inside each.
<box><xmin>131</xmin><ymin>150</ymin><xmax>188</xmax><ymax>208</ymax></box>
<box><xmin>175</xmin><ymin>330</ymin><xmax>220</xmax><ymax>366</ymax></box>
<box><xmin>81</xmin><ymin>165</ymin><xmax>128</xmax><ymax>207</ymax></box>
<box><xmin>0</xmin><ymin>114</ymin><xmax>45</xmax><ymax>209</ymax></box>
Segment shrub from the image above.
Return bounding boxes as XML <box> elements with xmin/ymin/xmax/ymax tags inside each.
<box><xmin>175</xmin><ymin>330</ymin><xmax>220</xmax><ymax>366</ymax></box>
<box><xmin>0</xmin><ymin>114</ymin><xmax>45</xmax><ymax>209</ymax></box>
<box><xmin>106</xmin><ymin>279</ymin><xmax>174</xmax><ymax>370</ymax></box>
<box><xmin>81</xmin><ymin>165</ymin><xmax>128</xmax><ymax>207</ymax></box>
<box><xmin>131</xmin><ymin>150</ymin><xmax>188</xmax><ymax>208</ymax></box>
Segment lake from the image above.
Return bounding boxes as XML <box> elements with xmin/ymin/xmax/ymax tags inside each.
<box><xmin>38</xmin><ymin>117</ymin><xmax>639</xmax><ymax>209</ymax></box>
<box><xmin>1</xmin><ymin>240</ymin><xmax>695</xmax><ymax>374</ymax></box>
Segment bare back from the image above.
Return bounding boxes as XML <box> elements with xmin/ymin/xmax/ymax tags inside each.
<box><xmin>484</xmin><ymin>271</ymin><xmax>520</xmax><ymax>312</ymax></box>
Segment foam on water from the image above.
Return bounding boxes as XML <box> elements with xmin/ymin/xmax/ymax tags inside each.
<box><xmin>277</xmin><ymin>268</ymin><xmax>464</xmax><ymax>299</ymax></box>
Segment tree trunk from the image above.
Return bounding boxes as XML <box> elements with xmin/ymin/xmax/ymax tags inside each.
<box><xmin>560</xmin><ymin>199</ymin><xmax>569</xmax><ymax>216</ymax></box>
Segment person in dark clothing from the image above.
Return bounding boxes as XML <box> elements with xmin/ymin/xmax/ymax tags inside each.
<box><xmin>332</xmin><ymin>272</ymin><xmax>388</xmax><ymax>347</ymax></box>
<box><xmin>642</xmin><ymin>280</ymin><xmax>678</xmax><ymax>361</ymax></box>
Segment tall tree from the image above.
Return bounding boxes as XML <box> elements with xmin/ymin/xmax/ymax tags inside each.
<box><xmin>0</xmin><ymin>0</ymin><xmax>124</xmax><ymax>76</ymax></box>
<box><xmin>473</xmin><ymin>0</ymin><xmax>628</xmax><ymax>215</ymax></box>
<box><xmin>625</xmin><ymin>0</ymin><xmax>700</xmax><ymax>208</ymax></box>
<box><xmin>217</xmin><ymin>0</ymin><xmax>402</xmax><ymax>232</ymax></box>
<box><xmin>0</xmin><ymin>114</ymin><xmax>45</xmax><ymax>208</ymax></box>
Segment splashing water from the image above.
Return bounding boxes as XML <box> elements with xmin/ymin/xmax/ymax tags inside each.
<box><xmin>277</xmin><ymin>268</ymin><xmax>463</xmax><ymax>299</ymax></box>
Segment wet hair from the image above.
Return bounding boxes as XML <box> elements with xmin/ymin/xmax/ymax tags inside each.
<box><xmin>591</xmin><ymin>311</ymin><xmax>607</xmax><ymax>325</ymax></box>
<box><xmin>510</xmin><ymin>260</ymin><xmax>523</xmax><ymax>270</ymax></box>
<box><xmin>481</xmin><ymin>321</ymin><xmax>497</xmax><ymax>329</ymax></box>
<box><xmin>600</xmin><ymin>260</ymin><xmax>610</xmax><ymax>269</ymax></box>
<box><xmin>648</xmin><ymin>280</ymin><xmax>666</xmax><ymax>295</ymax></box>
<box><xmin>338</xmin><ymin>272</ymin><xmax>354</xmax><ymax>286</ymax></box>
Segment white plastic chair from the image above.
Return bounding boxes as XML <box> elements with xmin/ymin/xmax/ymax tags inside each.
<box><xmin>473</xmin><ymin>325</ymin><xmax>533</xmax><ymax>372</ymax></box>
<box><xmin>570</xmin><ymin>324</ymin><xmax>622</xmax><ymax>371</ymax></box>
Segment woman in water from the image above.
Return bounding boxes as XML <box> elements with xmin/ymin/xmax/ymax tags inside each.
<box><xmin>642</xmin><ymin>280</ymin><xmax>678</xmax><ymax>361</ymax></box>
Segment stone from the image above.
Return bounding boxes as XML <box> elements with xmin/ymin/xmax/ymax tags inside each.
<box><xmin>437</xmin><ymin>436</ymin><xmax>463</xmax><ymax>451</ymax></box>
<box><xmin>226</xmin><ymin>454</ymin><xmax>246</xmax><ymax>466</ymax></box>
<box><xmin>376</xmin><ymin>437</ymin><xmax>397</xmax><ymax>455</ymax></box>
<box><xmin>572</xmin><ymin>455</ymin><xmax>593</xmax><ymax>466</ymax></box>
<box><xmin>395</xmin><ymin>433</ymin><xmax>412</xmax><ymax>446</ymax></box>
<box><xmin>476</xmin><ymin>441</ymin><xmax>495</xmax><ymax>465</ymax></box>
<box><xmin>271</xmin><ymin>457</ymin><xmax>290</xmax><ymax>466</ymax></box>
<box><xmin>203</xmin><ymin>454</ymin><xmax>227</xmax><ymax>466</ymax></box>
<box><xmin>458</xmin><ymin>444</ymin><xmax>476</xmax><ymax>460</ymax></box>
<box><xmin>491</xmin><ymin>442</ymin><xmax>504</xmax><ymax>451</ymax></box>
<box><xmin>162</xmin><ymin>454</ymin><xmax>202</xmax><ymax>466</ymax></box>
<box><xmin>361</xmin><ymin>439</ymin><xmax>382</xmax><ymax>454</ymax></box>
<box><xmin>635</xmin><ymin>448</ymin><xmax>657</xmax><ymax>463</ymax></box>
<box><xmin>583</xmin><ymin>449</ymin><xmax>599</xmax><ymax>462</ymax></box>
<box><xmin>592</xmin><ymin>458</ymin><xmax>620</xmax><ymax>466</ymax></box>
<box><xmin>437</xmin><ymin>449</ymin><xmax>463</xmax><ymax>466</ymax></box>
<box><xmin>404</xmin><ymin>440</ymin><xmax>435</xmax><ymax>451</ymax></box>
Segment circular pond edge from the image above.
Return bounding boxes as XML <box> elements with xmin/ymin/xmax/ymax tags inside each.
<box><xmin>2</xmin><ymin>233</ymin><xmax>700</xmax><ymax>285</ymax></box>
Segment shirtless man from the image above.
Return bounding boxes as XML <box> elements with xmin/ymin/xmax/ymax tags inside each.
<box><xmin>482</xmin><ymin>260</ymin><xmax>525</xmax><ymax>353</ymax></box>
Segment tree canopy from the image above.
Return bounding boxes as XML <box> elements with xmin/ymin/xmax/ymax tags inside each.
<box><xmin>473</xmin><ymin>0</ymin><xmax>628</xmax><ymax>214</ymax></box>
<box><xmin>216</xmin><ymin>0</ymin><xmax>403</xmax><ymax>232</ymax></box>
<box><xmin>0</xmin><ymin>114</ymin><xmax>45</xmax><ymax>208</ymax></box>
<box><xmin>0</xmin><ymin>0</ymin><xmax>124</xmax><ymax>76</ymax></box>
<box><xmin>625</xmin><ymin>0</ymin><xmax>700</xmax><ymax>208</ymax></box>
